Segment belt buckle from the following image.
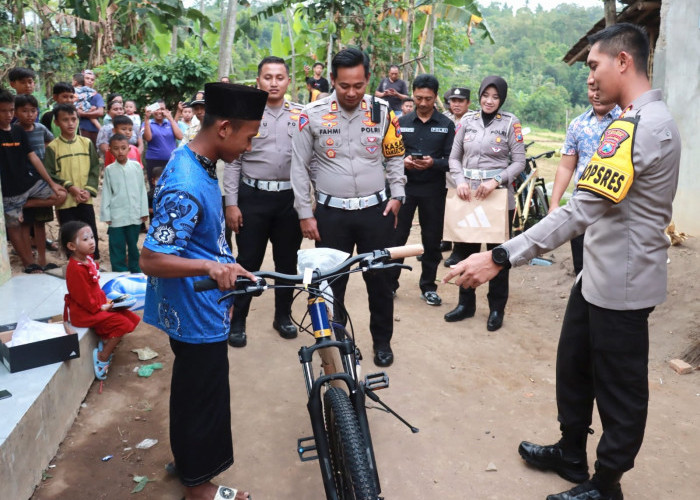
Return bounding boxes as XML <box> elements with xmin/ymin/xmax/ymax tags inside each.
<box><xmin>268</xmin><ymin>181</ymin><xmax>279</xmax><ymax>191</ymax></box>
<box><xmin>348</xmin><ymin>198</ymin><xmax>360</xmax><ymax>210</ymax></box>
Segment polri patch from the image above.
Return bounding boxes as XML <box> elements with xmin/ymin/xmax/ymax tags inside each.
<box><xmin>513</xmin><ymin>123</ymin><xmax>523</xmax><ymax>142</ymax></box>
<box><xmin>597</xmin><ymin>128</ymin><xmax>630</xmax><ymax>158</ymax></box>
<box><xmin>299</xmin><ymin>114</ymin><xmax>309</xmax><ymax>131</ymax></box>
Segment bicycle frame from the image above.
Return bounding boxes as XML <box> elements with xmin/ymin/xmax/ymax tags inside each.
<box><xmin>513</xmin><ymin>164</ymin><xmax>539</xmax><ymax>232</ymax></box>
<box><xmin>299</xmin><ymin>294</ymin><xmax>380</xmax><ymax>499</ymax></box>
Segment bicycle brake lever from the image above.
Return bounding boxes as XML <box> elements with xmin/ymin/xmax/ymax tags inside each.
<box><xmin>376</xmin><ymin>262</ymin><xmax>413</xmax><ymax>272</ymax></box>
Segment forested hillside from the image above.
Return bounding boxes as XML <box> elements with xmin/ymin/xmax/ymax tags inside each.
<box><xmin>433</xmin><ymin>3</ymin><xmax>603</xmax><ymax>131</ymax></box>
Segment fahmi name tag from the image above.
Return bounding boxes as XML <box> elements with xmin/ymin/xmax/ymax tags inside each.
<box><xmin>577</xmin><ymin>118</ymin><xmax>637</xmax><ymax>204</ymax></box>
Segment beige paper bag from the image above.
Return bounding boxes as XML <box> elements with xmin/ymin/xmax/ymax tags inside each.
<box><xmin>443</xmin><ymin>188</ymin><xmax>509</xmax><ymax>244</ymax></box>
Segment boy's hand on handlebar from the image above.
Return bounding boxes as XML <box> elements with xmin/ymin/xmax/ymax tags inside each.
<box><xmin>383</xmin><ymin>199</ymin><xmax>401</xmax><ymax>228</ymax></box>
<box><xmin>456</xmin><ymin>182</ymin><xmax>471</xmax><ymax>201</ymax></box>
<box><xmin>207</xmin><ymin>262</ymin><xmax>257</xmax><ymax>291</ymax></box>
<box><xmin>225</xmin><ymin>206</ymin><xmax>243</xmax><ymax>233</ymax></box>
<box><xmin>300</xmin><ymin>217</ymin><xmax>321</xmax><ymax>241</ymax></box>
<box><xmin>442</xmin><ymin>251</ymin><xmax>501</xmax><ymax>289</ymax></box>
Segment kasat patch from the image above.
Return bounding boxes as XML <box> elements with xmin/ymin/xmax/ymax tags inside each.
<box><xmin>577</xmin><ymin>118</ymin><xmax>636</xmax><ymax>204</ymax></box>
<box><xmin>513</xmin><ymin>123</ymin><xmax>523</xmax><ymax>142</ymax></box>
<box><xmin>597</xmin><ymin>128</ymin><xmax>630</xmax><ymax>158</ymax></box>
<box><xmin>322</xmin><ymin>113</ymin><xmax>337</xmax><ymax>120</ymax></box>
<box><xmin>326</xmin><ymin>149</ymin><xmax>336</xmax><ymax>158</ymax></box>
<box><xmin>298</xmin><ymin>114</ymin><xmax>309</xmax><ymax>131</ymax></box>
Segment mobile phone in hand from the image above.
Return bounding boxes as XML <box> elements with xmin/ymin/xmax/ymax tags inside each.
<box><xmin>413</xmin><ymin>153</ymin><xmax>424</xmax><ymax>160</ymax></box>
<box><xmin>146</xmin><ymin>103</ymin><xmax>160</xmax><ymax>113</ymax></box>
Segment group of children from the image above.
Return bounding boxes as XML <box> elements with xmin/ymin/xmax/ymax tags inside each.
<box><xmin>1</xmin><ymin>68</ymin><xmax>162</xmax><ymax>379</ymax></box>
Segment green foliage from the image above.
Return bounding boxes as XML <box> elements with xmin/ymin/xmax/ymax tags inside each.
<box><xmin>95</xmin><ymin>51</ymin><xmax>215</xmax><ymax>109</ymax></box>
<box><xmin>435</xmin><ymin>2</ymin><xmax>603</xmax><ymax>131</ymax></box>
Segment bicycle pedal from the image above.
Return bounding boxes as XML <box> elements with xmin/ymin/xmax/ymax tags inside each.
<box><xmin>364</xmin><ymin>371</ymin><xmax>389</xmax><ymax>391</ymax></box>
<box><xmin>296</xmin><ymin>436</ymin><xmax>318</xmax><ymax>462</ymax></box>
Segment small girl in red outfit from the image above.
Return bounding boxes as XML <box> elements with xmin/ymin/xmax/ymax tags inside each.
<box><xmin>61</xmin><ymin>221</ymin><xmax>140</xmax><ymax>379</ymax></box>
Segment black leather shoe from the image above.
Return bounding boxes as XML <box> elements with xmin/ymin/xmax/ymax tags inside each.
<box><xmin>273</xmin><ymin>316</ymin><xmax>298</xmax><ymax>339</ymax></box>
<box><xmin>487</xmin><ymin>310</ymin><xmax>504</xmax><ymax>331</ymax></box>
<box><xmin>440</xmin><ymin>241</ymin><xmax>452</xmax><ymax>252</ymax></box>
<box><xmin>518</xmin><ymin>441</ymin><xmax>589</xmax><ymax>483</ymax></box>
<box><xmin>546</xmin><ymin>480</ymin><xmax>623</xmax><ymax>500</ymax></box>
<box><xmin>444</xmin><ymin>304</ymin><xmax>475</xmax><ymax>322</ymax></box>
<box><xmin>228</xmin><ymin>322</ymin><xmax>247</xmax><ymax>348</ymax></box>
<box><xmin>373</xmin><ymin>346</ymin><xmax>394</xmax><ymax>367</ymax></box>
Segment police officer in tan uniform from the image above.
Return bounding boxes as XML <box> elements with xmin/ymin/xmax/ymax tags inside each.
<box><xmin>445</xmin><ymin>24</ymin><xmax>681</xmax><ymax>500</ymax></box>
<box><xmin>445</xmin><ymin>76</ymin><xmax>526</xmax><ymax>331</ymax></box>
<box><xmin>291</xmin><ymin>48</ymin><xmax>406</xmax><ymax>367</ymax></box>
<box><xmin>224</xmin><ymin>56</ymin><xmax>304</xmax><ymax>347</ymax></box>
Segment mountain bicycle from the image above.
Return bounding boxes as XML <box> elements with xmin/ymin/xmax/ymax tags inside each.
<box><xmin>194</xmin><ymin>244</ymin><xmax>423</xmax><ymax>500</ymax></box>
<box><xmin>512</xmin><ymin>142</ymin><xmax>555</xmax><ymax>235</ymax></box>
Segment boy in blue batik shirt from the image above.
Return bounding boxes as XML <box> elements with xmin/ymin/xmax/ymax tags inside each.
<box><xmin>139</xmin><ymin>82</ymin><xmax>267</xmax><ymax>500</ymax></box>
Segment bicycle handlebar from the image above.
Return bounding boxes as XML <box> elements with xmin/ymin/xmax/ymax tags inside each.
<box><xmin>527</xmin><ymin>150</ymin><xmax>556</xmax><ymax>161</ymax></box>
<box><xmin>193</xmin><ymin>244</ymin><xmax>424</xmax><ymax>294</ymax></box>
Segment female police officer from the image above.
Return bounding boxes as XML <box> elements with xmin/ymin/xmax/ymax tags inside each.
<box><xmin>444</xmin><ymin>76</ymin><xmax>525</xmax><ymax>331</ymax></box>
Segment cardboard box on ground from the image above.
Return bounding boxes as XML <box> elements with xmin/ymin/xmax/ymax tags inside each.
<box><xmin>0</xmin><ymin>316</ymin><xmax>80</xmax><ymax>373</ymax></box>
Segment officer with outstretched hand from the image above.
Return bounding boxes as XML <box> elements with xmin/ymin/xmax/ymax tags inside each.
<box><xmin>444</xmin><ymin>23</ymin><xmax>681</xmax><ymax>500</ymax></box>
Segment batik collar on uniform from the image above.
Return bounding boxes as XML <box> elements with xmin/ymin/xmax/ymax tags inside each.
<box><xmin>189</xmin><ymin>146</ymin><xmax>218</xmax><ymax>181</ymax></box>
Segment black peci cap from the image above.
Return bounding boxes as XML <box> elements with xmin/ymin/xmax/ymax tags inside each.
<box><xmin>204</xmin><ymin>82</ymin><xmax>267</xmax><ymax>121</ymax></box>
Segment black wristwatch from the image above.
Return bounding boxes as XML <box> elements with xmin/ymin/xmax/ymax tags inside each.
<box><xmin>392</xmin><ymin>196</ymin><xmax>405</xmax><ymax>204</ymax></box>
<box><xmin>491</xmin><ymin>245</ymin><xmax>511</xmax><ymax>269</ymax></box>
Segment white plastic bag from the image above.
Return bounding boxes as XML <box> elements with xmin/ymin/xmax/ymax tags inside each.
<box><xmin>7</xmin><ymin>314</ymin><xmax>66</xmax><ymax>347</ymax></box>
<box><xmin>297</xmin><ymin>248</ymin><xmax>350</xmax><ymax>306</ymax></box>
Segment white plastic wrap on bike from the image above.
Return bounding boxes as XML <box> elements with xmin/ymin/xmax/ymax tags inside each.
<box><xmin>297</xmin><ymin>248</ymin><xmax>350</xmax><ymax>306</ymax></box>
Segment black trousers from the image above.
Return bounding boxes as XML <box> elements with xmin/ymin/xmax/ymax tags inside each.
<box><xmin>556</xmin><ymin>280</ymin><xmax>653</xmax><ymax>472</ymax></box>
<box><xmin>57</xmin><ymin>203</ymin><xmax>99</xmax><ymax>260</ymax></box>
<box><xmin>391</xmin><ymin>190</ymin><xmax>446</xmax><ymax>293</ymax></box>
<box><xmin>457</xmin><ymin>209</ymin><xmax>514</xmax><ymax>313</ymax></box>
<box><xmin>169</xmin><ymin>338</ymin><xmax>233</xmax><ymax>486</ymax></box>
<box><xmin>570</xmin><ymin>232</ymin><xmax>585</xmax><ymax>276</ymax></box>
<box><xmin>315</xmin><ymin>201</ymin><xmax>395</xmax><ymax>348</ymax></box>
<box><xmin>231</xmin><ymin>184</ymin><xmax>302</xmax><ymax>323</ymax></box>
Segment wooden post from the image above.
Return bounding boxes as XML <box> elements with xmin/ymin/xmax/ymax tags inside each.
<box><xmin>604</xmin><ymin>0</ymin><xmax>616</xmax><ymax>26</ymax></box>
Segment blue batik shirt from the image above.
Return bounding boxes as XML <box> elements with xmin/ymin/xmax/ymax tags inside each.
<box><xmin>143</xmin><ymin>145</ymin><xmax>235</xmax><ymax>343</ymax></box>
<box><xmin>561</xmin><ymin>105</ymin><xmax>621</xmax><ymax>190</ymax></box>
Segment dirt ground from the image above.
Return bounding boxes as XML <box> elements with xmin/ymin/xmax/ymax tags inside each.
<box><xmin>24</xmin><ymin>224</ymin><xmax>699</xmax><ymax>500</ymax></box>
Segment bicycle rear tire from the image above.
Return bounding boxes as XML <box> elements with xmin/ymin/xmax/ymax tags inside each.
<box><xmin>524</xmin><ymin>185</ymin><xmax>549</xmax><ymax>230</ymax></box>
<box><xmin>324</xmin><ymin>386</ymin><xmax>379</xmax><ymax>500</ymax></box>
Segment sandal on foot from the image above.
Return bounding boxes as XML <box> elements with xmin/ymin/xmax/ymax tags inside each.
<box><xmin>92</xmin><ymin>348</ymin><xmax>109</xmax><ymax>380</ymax></box>
<box><xmin>97</xmin><ymin>340</ymin><xmax>114</xmax><ymax>362</ymax></box>
<box><xmin>23</xmin><ymin>263</ymin><xmax>44</xmax><ymax>274</ymax></box>
<box><xmin>214</xmin><ymin>486</ymin><xmax>250</xmax><ymax>499</ymax></box>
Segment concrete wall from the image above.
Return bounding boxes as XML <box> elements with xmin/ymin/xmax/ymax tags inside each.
<box><xmin>653</xmin><ymin>0</ymin><xmax>700</xmax><ymax>235</ymax></box>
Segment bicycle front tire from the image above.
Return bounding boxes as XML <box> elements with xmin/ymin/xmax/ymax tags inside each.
<box><xmin>324</xmin><ymin>386</ymin><xmax>379</xmax><ymax>500</ymax></box>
